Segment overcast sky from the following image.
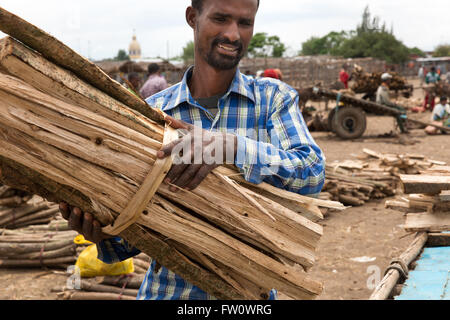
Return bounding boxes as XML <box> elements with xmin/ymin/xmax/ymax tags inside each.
<box><xmin>0</xmin><ymin>0</ymin><xmax>448</xmax><ymax>61</ymax></box>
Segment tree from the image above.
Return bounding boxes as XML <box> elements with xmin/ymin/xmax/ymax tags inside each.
<box><xmin>433</xmin><ymin>44</ymin><xmax>450</xmax><ymax>57</ymax></box>
<box><xmin>114</xmin><ymin>49</ymin><xmax>129</xmax><ymax>61</ymax></box>
<box><xmin>299</xmin><ymin>6</ymin><xmax>412</xmax><ymax>64</ymax></box>
<box><xmin>301</xmin><ymin>31</ymin><xmax>350</xmax><ymax>56</ymax></box>
<box><xmin>409</xmin><ymin>47</ymin><xmax>426</xmax><ymax>58</ymax></box>
<box><xmin>182</xmin><ymin>41</ymin><xmax>195</xmax><ymax>65</ymax></box>
<box><xmin>248</xmin><ymin>32</ymin><xmax>286</xmax><ymax>58</ymax></box>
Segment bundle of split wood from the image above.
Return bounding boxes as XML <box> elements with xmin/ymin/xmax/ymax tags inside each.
<box><xmin>0</xmin><ymin>184</ymin><xmax>32</xmax><ymax>208</ymax></box>
<box><xmin>386</xmin><ymin>166</ymin><xmax>450</xmax><ymax>233</ymax></box>
<box><xmin>0</xmin><ymin>224</ymin><xmax>79</xmax><ymax>269</ymax></box>
<box><xmin>0</xmin><ymin>195</ymin><xmax>60</xmax><ymax>229</ymax></box>
<box><xmin>351</xmin><ymin>65</ymin><xmax>410</xmax><ymax>95</ymax></box>
<box><xmin>0</xmin><ymin>7</ymin><xmax>346</xmax><ymax>300</ymax></box>
<box><xmin>55</xmin><ymin>274</ymin><xmax>145</xmax><ymax>301</ymax></box>
<box><xmin>56</xmin><ymin>253</ymin><xmax>151</xmax><ymax>300</ymax></box>
<box><xmin>322</xmin><ymin>149</ymin><xmax>447</xmax><ymax>207</ymax></box>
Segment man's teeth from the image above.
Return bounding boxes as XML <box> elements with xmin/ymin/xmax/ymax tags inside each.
<box><xmin>218</xmin><ymin>44</ymin><xmax>237</xmax><ymax>52</ymax></box>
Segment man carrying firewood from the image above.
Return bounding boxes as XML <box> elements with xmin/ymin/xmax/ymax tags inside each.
<box><xmin>60</xmin><ymin>0</ymin><xmax>325</xmax><ymax>300</ymax></box>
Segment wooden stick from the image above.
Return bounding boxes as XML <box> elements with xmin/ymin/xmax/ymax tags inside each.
<box><xmin>79</xmin><ymin>280</ymin><xmax>139</xmax><ymax>297</ymax></box>
<box><xmin>0</xmin><ymin>256</ymin><xmax>75</xmax><ymax>267</ymax></box>
<box><xmin>369</xmin><ymin>232</ymin><xmax>428</xmax><ymax>300</ymax></box>
<box><xmin>97</xmin><ymin>274</ymin><xmax>145</xmax><ymax>289</ymax></box>
<box><xmin>59</xmin><ymin>290</ymin><xmax>136</xmax><ymax>301</ymax></box>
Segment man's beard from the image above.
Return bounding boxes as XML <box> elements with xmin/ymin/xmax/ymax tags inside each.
<box><xmin>204</xmin><ymin>36</ymin><xmax>245</xmax><ymax>70</ymax></box>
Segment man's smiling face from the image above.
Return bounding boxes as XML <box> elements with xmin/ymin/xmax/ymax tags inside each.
<box><xmin>192</xmin><ymin>0</ymin><xmax>258</xmax><ymax>70</ymax></box>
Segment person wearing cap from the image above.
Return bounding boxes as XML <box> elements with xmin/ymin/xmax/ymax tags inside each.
<box><xmin>425</xmin><ymin>96</ymin><xmax>450</xmax><ymax>135</ymax></box>
<box><xmin>376</xmin><ymin>73</ymin><xmax>408</xmax><ymax>133</ymax></box>
<box><xmin>263</xmin><ymin>68</ymin><xmax>281</xmax><ymax>80</ymax></box>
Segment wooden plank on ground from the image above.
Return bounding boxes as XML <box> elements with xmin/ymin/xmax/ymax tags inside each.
<box><xmin>404</xmin><ymin>212</ymin><xmax>450</xmax><ymax>233</ymax></box>
<box><xmin>400</xmin><ymin>175</ymin><xmax>450</xmax><ymax>195</ymax></box>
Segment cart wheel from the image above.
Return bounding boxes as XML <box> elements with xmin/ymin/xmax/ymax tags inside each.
<box><xmin>332</xmin><ymin>107</ymin><xmax>367</xmax><ymax>139</ymax></box>
<box><xmin>327</xmin><ymin>107</ymin><xmax>338</xmax><ymax>133</ymax></box>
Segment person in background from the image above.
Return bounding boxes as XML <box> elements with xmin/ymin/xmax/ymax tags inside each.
<box><xmin>263</xmin><ymin>68</ymin><xmax>281</xmax><ymax>80</ymax></box>
<box><xmin>418</xmin><ymin>65</ymin><xmax>424</xmax><ymax>86</ymax></box>
<box><xmin>127</xmin><ymin>72</ymin><xmax>142</xmax><ymax>97</ymax></box>
<box><xmin>274</xmin><ymin>68</ymin><xmax>283</xmax><ymax>81</ymax></box>
<box><xmin>423</xmin><ymin>67</ymin><xmax>441</xmax><ymax>111</ymax></box>
<box><xmin>339</xmin><ymin>65</ymin><xmax>350</xmax><ymax>89</ymax></box>
<box><xmin>376</xmin><ymin>73</ymin><xmax>408</xmax><ymax>133</ymax></box>
<box><xmin>425</xmin><ymin>96</ymin><xmax>450</xmax><ymax>135</ymax></box>
<box><xmin>445</xmin><ymin>69</ymin><xmax>450</xmax><ymax>85</ymax></box>
<box><xmin>139</xmin><ymin>63</ymin><xmax>169</xmax><ymax>99</ymax></box>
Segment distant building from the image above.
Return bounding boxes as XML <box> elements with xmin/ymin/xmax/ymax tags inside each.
<box><xmin>129</xmin><ymin>34</ymin><xmax>142</xmax><ymax>61</ymax></box>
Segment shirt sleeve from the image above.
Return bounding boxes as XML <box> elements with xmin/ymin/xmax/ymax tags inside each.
<box><xmin>235</xmin><ymin>88</ymin><xmax>325</xmax><ymax>197</ymax></box>
<box><xmin>96</xmin><ymin>237</ymin><xmax>141</xmax><ymax>264</ymax></box>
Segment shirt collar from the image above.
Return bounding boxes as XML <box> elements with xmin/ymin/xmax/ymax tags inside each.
<box><xmin>163</xmin><ymin>66</ymin><xmax>255</xmax><ymax>112</ymax></box>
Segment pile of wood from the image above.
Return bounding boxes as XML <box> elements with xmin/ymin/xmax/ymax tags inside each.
<box><xmin>351</xmin><ymin>65</ymin><xmax>412</xmax><ymax>96</ymax></box>
<box><xmin>322</xmin><ymin>149</ymin><xmax>447</xmax><ymax>207</ymax></box>
<box><xmin>55</xmin><ymin>249</ymin><xmax>151</xmax><ymax>300</ymax></box>
<box><xmin>386</xmin><ymin>166</ymin><xmax>450</xmax><ymax>233</ymax></box>
<box><xmin>0</xmin><ymin>195</ymin><xmax>60</xmax><ymax>229</ymax></box>
<box><xmin>0</xmin><ymin>225</ymin><xmax>79</xmax><ymax>269</ymax></box>
<box><xmin>55</xmin><ymin>274</ymin><xmax>145</xmax><ymax>301</ymax></box>
<box><xmin>0</xmin><ymin>184</ymin><xmax>32</xmax><ymax>208</ymax></box>
<box><xmin>0</xmin><ymin>7</ymin><xmax>347</xmax><ymax>300</ymax></box>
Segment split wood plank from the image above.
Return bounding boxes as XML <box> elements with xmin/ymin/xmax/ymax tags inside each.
<box><xmin>400</xmin><ymin>175</ymin><xmax>450</xmax><ymax>195</ymax></box>
<box><xmin>404</xmin><ymin>212</ymin><xmax>450</xmax><ymax>232</ymax></box>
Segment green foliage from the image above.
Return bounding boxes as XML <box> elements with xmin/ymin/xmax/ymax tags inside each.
<box><xmin>114</xmin><ymin>49</ymin><xmax>130</xmax><ymax>61</ymax></box>
<box><xmin>409</xmin><ymin>47</ymin><xmax>426</xmax><ymax>58</ymax></box>
<box><xmin>182</xmin><ymin>41</ymin><xmax>195</xmax><ymax>65</ymax></box>
<box><xmin>248</xmin><ymin>32</ymin><xmax>286</xmax><ymax>58</ymax></box>
<box><xmin>300</xmin><ymin>6</ymin><xmax>418</xmax><ymax>64</ymax></box>
<box><xmin>301</xmin><ymin>31</ymin><xmax>350</xmax><ymax>56</ymax></box>
<box><xmin>433</xmin><ymin>44</ymin><xmax>450</xmax><ymax>57</ymax></box>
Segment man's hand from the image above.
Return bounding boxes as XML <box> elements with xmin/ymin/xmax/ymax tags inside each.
<box><xmin>158</xmin><ymin>117</ymin><xmax>237</xmax><ymax>192</ymax></box>
<box><xmin>59</xmin><ymin>202</ymin><xmax>109</xmax><ymax>244</ymax></box>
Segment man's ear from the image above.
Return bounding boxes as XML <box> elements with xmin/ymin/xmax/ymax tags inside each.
<box><xmin>186</xmin><ymin>6</ymin><xmax>196</xmax><ymax>29</ymax></box>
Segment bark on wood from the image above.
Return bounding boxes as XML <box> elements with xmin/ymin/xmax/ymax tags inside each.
<box><xmin>79</xmin><ymin>280</ymin><xmax>139</xmax><ymax>297</ymax></box>
<box><xmin>97</xmin><ymin>274</ymin><xmax>145</xmax><ymax>289</ymax></box>
<box><xmin>59</xmin><ymin>291</ymin><xmax>136</xmax><ymax>301</ymax></box>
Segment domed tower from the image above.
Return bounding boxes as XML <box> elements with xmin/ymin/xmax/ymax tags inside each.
<box><xmin>129</xmin><ymin>33</ymin><xmax>142</xmax><ymax>60</ymax></box>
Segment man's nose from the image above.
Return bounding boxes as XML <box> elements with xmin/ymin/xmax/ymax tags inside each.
<box><xmin>222</xmin><ymin>21</ymin><xmax>240</xmax><ymax>43</ymax></box>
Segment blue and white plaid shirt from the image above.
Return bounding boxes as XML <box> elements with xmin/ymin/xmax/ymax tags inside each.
<box><xmin>97</xmin><ymin>67</ymin><xmax>325</xmax><ymax>300</ymax></box>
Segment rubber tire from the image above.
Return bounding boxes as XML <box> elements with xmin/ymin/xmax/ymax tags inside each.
<box><xmin>332</xmin><ymin>106</ymin><xmax>367</xmax><ymax>139</ymax></box>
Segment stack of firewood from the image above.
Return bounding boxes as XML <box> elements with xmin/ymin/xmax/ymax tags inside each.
<box><xmin>0</xmin><ymin>224</ymin><xmax>79</xmax><ymax>269</ymax></box>
<box><xmin>0</xmin><ymin>195</ymin><xmax>60</xmax><ymax>229</ymax></box>
<box><xmin>351</xmin><ymin>65</ymin><xmax>410</xmax><ymax>94</ymax></box>
<box><xmin>385</xmin><ymin>166</ymin><xmax>450</xmax><ymax>233</ymax></box>
<box><xmin>55</xmin><ymin>252</ymin><xmax>151</xmax><ymax>300</ymax></box>
<box><xmin>322</xmin><ymin>149</ymin><xmax>447</xmax><ymax>207</ymax></box>
<box><xmin>0</xmin><ymin>184</ymin><xmax>32</xmax><ymax>208</ymax></box>
<box><xmin>55</xmin><ymin>274</ymin><xmax>145</xmax><ymax>301</ymax></box>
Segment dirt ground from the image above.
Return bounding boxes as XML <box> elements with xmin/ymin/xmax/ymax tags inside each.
<box><xmin>0</xmin><ymin>79</ymin><xmax>448</xmax><ymax>300</ymax></box>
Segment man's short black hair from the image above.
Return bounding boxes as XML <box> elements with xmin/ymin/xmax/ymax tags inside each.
<box><xmin>192</xmin><ymin>0</ymin><xmax>260</xmax><ymax>12</ymax></box>
<box><xmin>147</xmin><ymin>63</ymin><xmax>160</xmax><ymax>75</ymax></box>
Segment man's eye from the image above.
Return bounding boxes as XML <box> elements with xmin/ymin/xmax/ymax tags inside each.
<box><xmin>214</xmin><ymin>17</ymin><xmax>226</xmax><ymax>23</ymax></box>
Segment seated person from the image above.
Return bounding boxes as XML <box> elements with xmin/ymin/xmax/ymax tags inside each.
<box><xmin>425</xmin><ymin>96</ymin><xmax>450</xmax><ymax>135</ymax></box>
